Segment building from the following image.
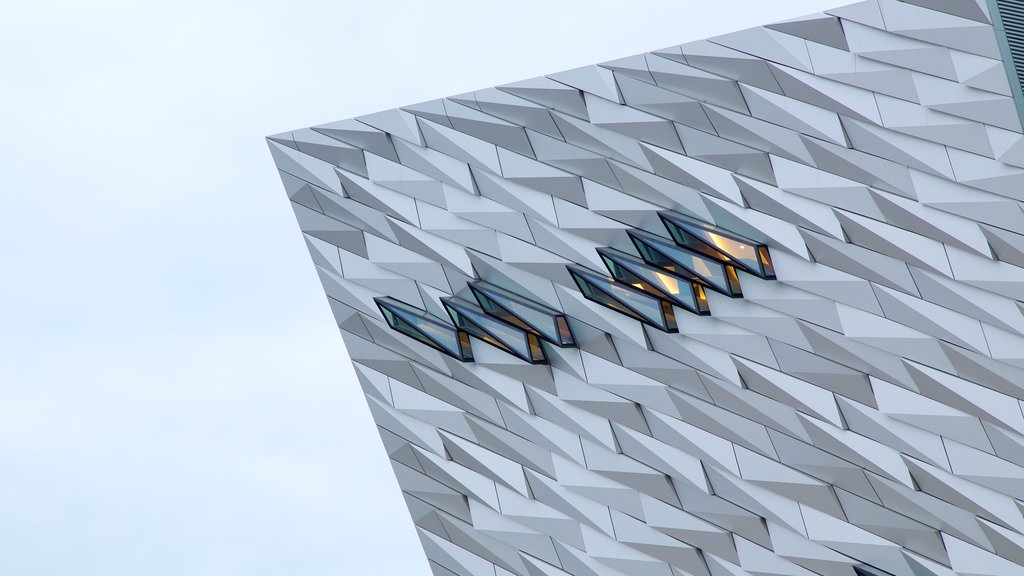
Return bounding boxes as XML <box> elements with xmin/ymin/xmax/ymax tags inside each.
<box><xmin>268</xmin><ymin>1</ymin><xmax>1024</xmax><ymax>574</ymax></box>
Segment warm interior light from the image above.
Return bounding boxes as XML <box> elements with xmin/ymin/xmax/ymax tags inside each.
<box><xmin>527</xmin><ymin>334</ymin><xmax>544</xmax><ymax>361</ymax></box>
<box><xmin>695</xmin><ymin>285</ymin><xmax>708</xmax><ymax>304</ymax></box>
<box><xmin>457</xmin><ymin>331</ymin><xmax>473</xmax><ymax>357</ymax></box>
<box><xmin>654</xmin><ymin>272</ymin><xmax>680</xmax><ymax>294</ymax></box>
<box><xmin>694</xmin><ymin>258</ymin><xmax>714</xmax><ymax>277</ymax></box>
<box><xmin>725</xmin><ymin>265</ymin><xmax>741</xmax><ymax>294</ymax></box>
<box><xmin>758</xmin><ymin>246</ymin><xmax>775</xmax><ymax>277</ymax></box>
<box><xmin>555</xmin><ymin>317</ymin><xmax>574</xmax><ymax>345</ymax></box>
<box><xmin>707</xmin><ymin>231</ymin><xmax>754</xmax><ymax>260</ymax></box>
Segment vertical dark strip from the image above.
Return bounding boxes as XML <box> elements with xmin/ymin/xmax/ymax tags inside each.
<box><xmin>992</xmin><ymin>0</ymin><xmax>1024</xmax><ymax>125</ymax></box>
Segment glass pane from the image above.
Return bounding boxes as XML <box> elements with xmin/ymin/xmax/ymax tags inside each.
<box><xmin>570</xmin><ymin>267</ymin><xmax>670</xmax><ymax>330</ymax></box>
<box><xmin>666</xmin><ymin>225</ymin><xmax>727</xmax><ymax>260</ymax></box>
<box><xmin>602</xmin><ymin>254</ymin><xmax>656</xmax><ymax>293</ymax></box>
<box><xmin>468</xmin><ymin>310</ymin><xmax>530</xmax><ymax>357</ymax></box>
<box><xmin>394</xmin><ymin>307</ymin><xmax>461</xmax><ymax>352</ymax></box>
<box><xmin>662</xmin><ymin>212</ymin><xmax>772</xmax><ymax>277</ymax></box>
<box><xmin>633</xmin><ymin>238</ymin><xmax>673</xmax><ymax>267</ymax></box>
<box><xmin>574</xmin><ymin>271</ymin><xmax>645</xmax><ymax>322</ymax></box>
<box><xmin>724</xmin><ymin>265</ymin><xmax>742</xmax><ymax>296</ymax></box>
<box><xmin>647</xmin><ymin>269</ymin><xmax>680</xmax><ymax>295</ymax></box>
<box><xmin>694</xmin><ymin>284</ymin><xmax>710</xmax><ymax>314</ymax></box>
<box><xmin>555</xmin><ymin>316</ymin><xmax>575</xmax><ymax>346</ymax></box>
<box><xmin>457</xmin><ymin>331</ymin><xmax>474</xmax><ymax>360</ymax></box>
<box><xmin>650</xmin><ymin>270</ymin><xmax>696</xmax><ymax>309</ymax></box>
<box><xmin>758</xmin><ymin>246</ymin><xmax>776</xmax><ymax>278</ymax></box>
<box><xmin>631</xmin><ymin>233</ymin><xmax>701</xmax><ymax>283</ymax></box>
<box><xmin>473</xmin><ymin>283</ymin><xmax>562</xmax><ymax>316</ymax></box>
<box><xmin>444</xmin><ymin>299</ymin><xmax>537</xmax><ymax>360</ymax></box>
<box><xmin>600</xmin><ymin>248</ymin><xmax>710</xmax><ymax>313</ymax></box>
<box><xmin>602</xmin><ymin>256</ymin><xmax>627</xmax><ymax>280</ymax></box>
<box><xmin>687</xmin><ymin>249</ymin><xmax>728</xmax><ymax>288</ymax></box>
<box><xmin>661</xmin><ymin>301</ymin><xmax>678</xmax><ymax>332</ymax></box>
<box><xmin>604</xmin><ymin>277</ymin><xmax>665</xmax><ymax>321</ymax></box>
<box><xmin>704</xmin><ymin>230</ymin><xmax>759</xmax><ymax>270</ymax></box>
<box><xmin>527</xmin><ymin>334</ymin><xmax>546</xmax><ymax>363</ymax></box>
<box><xmin>388</xmin><ymin>314</ymin><xmax>421</xmax><ymax>336</ymax></box>
<box><xmin>635</xmin><ymin>233</ymin><xmax>731</xmax><ymax>293</ymax></box>
<box><xmin>489</xmin><ymin>292</ymin><xmax>560</xmax><ymax>340</ymax></box>
<box><xmin>479</xmin><ymin>298</ymin><xmax>535</xmax><ymax>332</ymax></box>
<box><xmin>377</xmin><ymin>298</ymin><xmax>470</xmax><ymax>359</ymax></box>
<box><xmin>472</xmin><ymin>283</ymin><xmax>573</xmax><ymax>346</ymax></box>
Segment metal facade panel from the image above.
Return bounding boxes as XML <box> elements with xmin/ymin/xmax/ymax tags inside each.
<box><xmin>270</xmin><ymin>2</ymin><xmax>1024</xmax><ymax>574</ymax></box>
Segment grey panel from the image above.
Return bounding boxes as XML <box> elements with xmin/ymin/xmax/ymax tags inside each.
<box><xmin>270</xmin><ymin>2</ymin><xmax>1024</xmax><ymax>575</ymax></box>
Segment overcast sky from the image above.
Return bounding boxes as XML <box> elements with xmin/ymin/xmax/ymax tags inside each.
<box><xmin>1</xmin><ymin>1</ymin><xmax>833</xmax><ymax>574</ymax></box>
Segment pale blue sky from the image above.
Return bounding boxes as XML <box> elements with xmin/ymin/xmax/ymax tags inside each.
<box><xmin>0</xmin><ymin>1</ymin><xmax>832</xmax><ymax>574</ymax></box>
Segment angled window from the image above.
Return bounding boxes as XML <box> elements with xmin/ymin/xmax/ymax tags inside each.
<box><xmin>468</xmin><ymin>282</ymin><xmax>575</xmax><ymax>347</ymax></box>
<box><xmin>628</xmin><ymin>229</ymin><xmax>743</xmax><ymax>297</ymax></box>
<box><xmin>375</xmin><ymin>297</ymin><xmax>474</xmax><ymax>361</ymax></box>
<box><xmin>659</xmin><ymin>211</ymin><xmax>775</xmax><ymax>279</ymax></box>
<box><xmin>442</xmin><ymin>298</ymin><xmax>547</xmax><ymax>364</ymax></box>
<box><xmin>567</xmin><ymin>265</ymin><xmax>678</xmax><ymax>332</ymax></box>
<box><xmin>597</xmin><ymin>247</ymin><xmax>710</xmax><ymax>315</ymax></box>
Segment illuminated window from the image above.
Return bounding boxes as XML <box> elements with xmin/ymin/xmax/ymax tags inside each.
<box><xmin>469</xmin><ymin>282</ymin><xmax>576</xmax><ymax>347</ymax></box>
<box><xmin>659</xmin><ymin>211</ymin><xmax>775</xmax><ymax>279</ymax></box>
<box><xmin>627</xmin><ymin>229</ymin><xmax>743</xmax><ymax>297</ymax></box>
<box><xmin>567</xmin><ymin>265</ymin><xmax>678</xmax><ymax>332</ymax></box>
<box><xmin>597</xmin><ymin>247</ymin><xmax>710</xmax><ymax>315</ymax></box>
<box><xmin>375</xmin><ymin>297</ymin><xmax>474</xmax><ymax>361</ymax></box>
<box><xmin>442</xmin><ymin>297</ymin><xmax>548</xmax><ymax>364</ymax></box>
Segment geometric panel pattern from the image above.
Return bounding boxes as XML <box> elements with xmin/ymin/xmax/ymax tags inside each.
<box><xmin>269</xmin><ymin>1</ymin><xmax>1024</xmax><ymax>574</ymax></box>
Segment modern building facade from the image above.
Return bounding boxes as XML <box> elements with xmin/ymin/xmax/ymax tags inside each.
<box><xmin>268</xmin><ymin>1</ymin><xmax>1024</xmax><ymax>574</ymax></box>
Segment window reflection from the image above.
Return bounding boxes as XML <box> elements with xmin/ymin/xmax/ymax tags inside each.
<box><xmin>628</xmin><ymin>229</ymin><xmax>743</xmax><ymax>297</ymax></box>
<box><xmin>659</xmin><ymin>211</ymin><xmax>775</xmax><ymax>279</ymax></box>
<box><xmin>375</xmin><ymin>297</ymin><xmax>474</xmax><ymax>361</ymax></box>
<box><xmin>469</xmin><ymin>282</ymin><xmax>576</xmax><ymax>347</ymax></box>
<box><xmin>567</xmin><ymin>265</ymin><xmax>679</xmax><ymax>332</ymax></box>
<box><xmin>597</xmin><ymin>247</ymin><xmax>709</xmax><ymax>315</ymax></box>
<box><xmin>442</xmin><ymin>298</ymin><xmax>548</xmax><ymax>364</ymax></box>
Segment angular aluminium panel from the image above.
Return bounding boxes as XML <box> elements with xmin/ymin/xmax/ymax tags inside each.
<box><xmin>270</xmin><ymin>1</ymin><xmax>1024</xmax><ymax>575</ymax></box>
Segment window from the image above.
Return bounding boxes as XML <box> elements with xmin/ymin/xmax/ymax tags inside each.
<box><xmin>598</xmin><ymin>247</ymin><xmax>710</xmax><ymax>315</ymax></box>
<box><xmin>469</xmin><ymin>282</ymin><xmax>576</xmax><ymax>347</ymax></box>
<box><xmin>375</xmin><ymin>297</ymin><xmax>474</xmax><ymax>361</ymax></box>
<box><xmin>567</xmin><ymin>265</ymin><xmax>679</xmax><ymax>332</ymax></box>
<box><xmin>628</xmin><ymin>229</ymin><xmax>744</xmax><ymax>297</ymax></box>
<box><xmin>442</xmin><ymin>297</ymin><xmax>548</xmax><ymax>364</ymax></box>
<box><xmin>660</xmin><ymin>211</ymin><xmax>775</xmax><ymax>279</ymax></box>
